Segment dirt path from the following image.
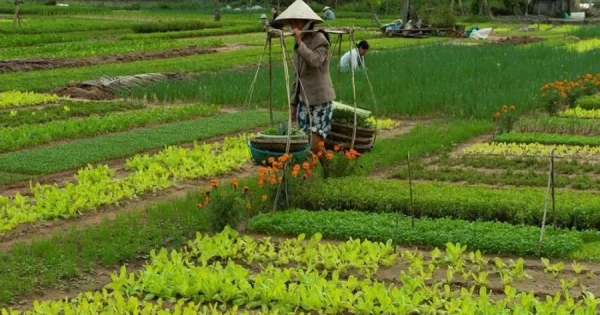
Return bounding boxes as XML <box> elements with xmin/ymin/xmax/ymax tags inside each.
<box><xmin>0</xmin><ymin>45</ymin><xmax>250</xmax><ymax>73</ymax></box>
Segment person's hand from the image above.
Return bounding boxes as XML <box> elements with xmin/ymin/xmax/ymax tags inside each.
<box><xmin>292</xmin><ymin>28</ymin><xmax>302</xmax><ymax>45</ymax></box>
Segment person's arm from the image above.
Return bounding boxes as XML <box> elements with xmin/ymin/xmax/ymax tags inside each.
<box><xmin>350</xmin><ymin>49</ymin><xmax>359</xmax><ymax>70</ymax></box>
<box><xmin>293</xmin><ymin>31</ymin><xmax>328</xmax><ymax>68</ymax></box>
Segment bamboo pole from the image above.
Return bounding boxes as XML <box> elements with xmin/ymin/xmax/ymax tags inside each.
<box><xmin>408</xmin><ymin>151</ymin><xmax>414</xmax><ymax>228</ymax></box>
<box><xmin>538</xmin><ymin>151</ymin><xmax>554</xmax><ymax>257</ymax></box>
<box><xmin>551</xmin><ymin>151</ymin><xmax>556</xmax><ymax>229</ymax></box>
<box><xmin>268</xmin><ymin>37</ymin><xmax>273</xmax><ymax>126</ymax></box>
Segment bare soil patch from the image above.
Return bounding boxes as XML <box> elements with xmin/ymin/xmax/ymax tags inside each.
<box><xmin>490</xmin><ymin>36</ymin><xmax>545</xmax><ymax>45</ymax></box>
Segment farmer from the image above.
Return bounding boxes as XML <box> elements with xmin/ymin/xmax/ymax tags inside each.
<box><xmin>274</xmin><ymin>0</ymin><xmax>335</xmax><ymax>155</ymax></box>
<box><xmin>339</xmin><ymin>40</ymin><xmax>370</xmax><ymax>72</ymax></box>
<box><xmin>323</xmin><ymin>6</ymin><xmax>335</xmax><ymax>20</ymax></box>
<box><xmin>270</xmin><ymin>7</ymin><xmax>283</xmax><ymax>30</ymax></box>
<box><xmin>260</xmin><ymin>13</ymin><xmax>269</xmax><ymax>29</ymax></box>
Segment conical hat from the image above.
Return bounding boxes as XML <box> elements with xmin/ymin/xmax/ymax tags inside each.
<box><xmin>274</xmin><ymin>0</ymin><xmax>323</xmax><ymax>24</ymax></box>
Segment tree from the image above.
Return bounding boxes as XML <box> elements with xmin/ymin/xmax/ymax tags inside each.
<box><xmin>13</xmin><ymin>0</ymin><xmax>23</xmax><ymax>28</ymax></box>
<box><xmin>365</xmin><ymin>0</ymin><xmax>383</xmax><ymax>29</ymax></box>
<box><xmin>214</xmin><ymin>0</ymin><xmax>221</xmax><ymax>21</ymax></box>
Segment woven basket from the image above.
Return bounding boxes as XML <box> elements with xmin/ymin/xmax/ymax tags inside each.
<box><xmin>326</xmin><ymin>122</ymin><xmax>376</xmax><ymax>153</ymax></box>
<box><xmin>249</xmin><ymin>136</ymin><xmax>309</xmax><ymax>153</ymax></box>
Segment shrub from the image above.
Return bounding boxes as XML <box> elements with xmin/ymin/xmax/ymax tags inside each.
<box><xmin>123</xmin><ymin>3</ymin><xmax>142</xmax><ymax>10</ymax></box>
<box><xmin>157</xmin><ymin>2</ymin><xmax>171</xmax><ymax>9</ymax></box>
<box><xmin>200</xmin><ymin>179</ymin><xmax>246</xmax><ymax>232</ymax></box>
<box><xmin>430</xmin><ymin>5</ymin><xmax>456</xmax><ymax>26</ymax></box>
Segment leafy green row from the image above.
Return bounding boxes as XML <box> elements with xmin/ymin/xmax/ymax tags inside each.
<box><xmin>0</xmin><ymin>110</ymin><xmax>283</xmax><ymax>175</ymax></box>
<box><xmin>106</xmin><ymin>236</ymin><xmax>599</xmax><ymax>314</ymax></box>
<box><xmin>249</xmin><ymin>210</ymin><xmax>597</xmax><ymax>259</ymax></box>
<box><xmin>131</xmin><ymin>20</ymin><xmax>223</xmax><ymax>33</ymax></box>
<box><xmin>184</xmin><ymin>227</ymin><xmax>397</xmax><ymax>277</ymax></box>
<box><xmin>2</xmin><ymin>291</ymin><xmax>245</xmax><ymax>314</ymax></box>
<box><xmin>576</xmin><ymin>94</ymin><xmax>600</xmax><ymax>110</ymax></box>
<box><xmin>0</xmin><ymin>101</ymin><xmax>144</xmax><ymax>128</ymax></box>
<box><xmin>0</xmin><ymin>91</ymin><xmax>60</xmax><ymax>109</ymax></box>
<box><xmin>293</xmin><ymin>177</ymin><xmax>600</xmax><ymax>230</ymax></box>
<box><xmin>438</xmin><ymin>155</ymin><xmax>600</xmax><ymax>175</ymax></box>
<box><xmin>560</xmin><ymin>107</ymin><xmax>600</xmax><ymax>119</ymax></box>
<box><xmin>514</xmin><ymin>116</ymin><xmax>600</xmax><ymax>136</ymax></box>
<box><xmin>494</xmin><ymin>132</ymin><xmax>600</xmax><ymax>147</ymax></box>
<box><xmin>393</xmin><ymin>164</ymin><xmax>600</xmax><ymax>190</ymax></box>
<box><xmin>0</xmin><ymin>104</ymin><xmax>219</xmax><ymax>153</ymax></box>
<box><xmin>120</xmin><ymin>24</ymin><xmax>263</xmax><ymax>41</ymax></box>
<box><xmin>0</xmin><ymin>135</ymin><xmax>249</xmax><ymax>232</ymax></box>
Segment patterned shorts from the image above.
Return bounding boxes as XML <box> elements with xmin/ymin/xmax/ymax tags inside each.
<box><xmin>297</xmin><ymin>101</ymin><xmax>333</xmax><ymax>139</ymax></box>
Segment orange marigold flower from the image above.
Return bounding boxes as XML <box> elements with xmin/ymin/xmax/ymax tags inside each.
<box><xmin>494</xmin><ymin>112</ymin><xmax>501</xmax><ymax>119</ymax></box>
<box><xmin>333</xmin><ymin>144</ymin><xmax>343</xmax><ymax>152</ymax></box>
<box><xmin>268</xmin><ymin>157</ymin><xmax>275</xmax><ymax>164</ymax></box>
<box><xmin>243</xmin><ymin>186</ymin><xmax>249</xmax><ymax>193</ymax></box>
<box><xmin>258</xmin><ymin>179</ymin><xmax>265</xmax><ymax>187</ymax></box>
<box><xmin>231</xmin><ymin>178</ymin><xmax>239</xmax><ymax>189</ymax></box>
<box><xmin>291</xmin><ymin>170</ymin><xmax>299</xmax><ymax>178</ymax></box>
<box><xmin>209</xmin><ymin>179</ymin><xmax>219</xmax><ymax>187</ymax></box>
<box><xmin>501</xmin><ymin>105</ymin><xmax>508</xmax><ymax>112</ymax></box>
<box><xmin>510</xmin><ymin>105</ymin><xmax>515</xmax><ymax>111</ymax></box>
<box><xmin>325</xmin><ymin>151</ymin><xmax>334</xmax><ymax>160</ymax></box>
<box><xmin>293</xmin><ymin>164</ymin><xmax>301</xmax><ymax>172</ymax></box>
<box><xmin>318</xmin><ymin>141</ymin><xmax>325</xmax><ymax>148</ymax></box>
<box><xmin>269</xmin><ymin>174</ymin><xmax>277</xmax><ymax>184</ymax></box>
<box><xmin>262</xmin><ymin>195</ymin><xmax>268</xmax><ymax>201</ymax></box>
<box><xmin>204</xmin><ymin>196</ymin><xmax>211</xmax><ymax>204</ymax></box>
<box><xmin>196</xmin><ymin>202</ymin><xmax>204</xmax><ymax>208</ymax></box>
<box><xmin>317</xmin><ymin>151</ymin><xmax>323</xmax><ymax>157</ymax></box>
<box><xmin>302</xmin><ymin>162</ymin><xmax>310</xmax><ymax>170</ymax></box>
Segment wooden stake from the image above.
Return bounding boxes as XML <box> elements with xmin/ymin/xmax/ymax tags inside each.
<box><xmin>538</xmin><ymin>151</ymin><xmax>553</xmax><ymax>257</ymax></box>
<box><xmin>408</xmin><ymin>151</ymin><xmax>414</xmax><ymax>228</ymax></box>
<box><xmin>268</xmin><ymin>37</ymin><xmax>273</xmax><ymax>126</ymax></box>
<box><xmin>551</xmin><ymin>151</ymin><xmax>556</xmax><ymax>229</ymax></box>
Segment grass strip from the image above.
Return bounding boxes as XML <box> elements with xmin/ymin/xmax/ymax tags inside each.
<box><xmin>0</xmin><ymin>103</ymin><xmax>220</xmax><ymax>153</ymax></box>
<box><xmin>249</xmin><ymin>210</ymin><xmax>600</xmax><ymax>260</ymax></box>
<box><xmin>494</xmin><ymin>132</ymin><xmax>600</xmax><ymax>147</ymax></box>
<box><xmin>0</xmin><ymin>191</ymin><xmax>207</xmax><ymax>305</ymax></box>
<box><xmin>0</xmin><ymin>101</ymin><xmax>145</xmax><ymax>128</ymax></box>
<box><xmin>0</xmin><ymin>171</ymin><xmax>32</xmax><ymax>186</ymax></box>
<box><xmin>394</xmin><ymin>164</ymin><xmax>600</xmax><ymax>190</ymax></box>
<box><xmin>569</xmin><ymin>24</ymin><xmax>600</xmax><ymax>40</ymax></box>
<box><xmin>293</xmin><ymin>177</ymin><xmax>600</xmax><ymax>230</ymax></box>
<box><xmin>359</xmin><ymin>120</ymin><xmax>493</xmax><ymax>173</ymax></box>
<box><xmin>514</xmin><ymin>116</ymin><xmax>600</xmax><ymax>136</ymax></box>
<box><xmin>0</xmin><ymin>110</ymin><xmax>284</xmax><ymax>175</ymax></box>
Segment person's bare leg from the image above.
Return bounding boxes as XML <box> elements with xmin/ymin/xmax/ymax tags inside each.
<box><xmin>290</xmin><ymin>105</ymin><xmax>298</xmax><ymax>125</ymax></box>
